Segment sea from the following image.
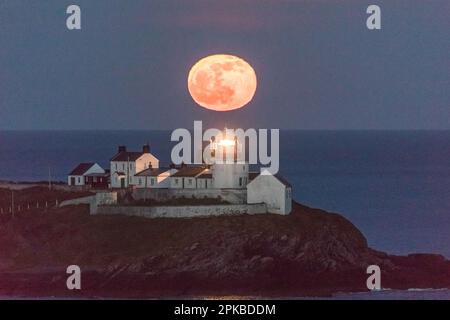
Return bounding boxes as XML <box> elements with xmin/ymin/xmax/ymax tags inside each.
<box><xmin>0</xmin><ymin>130</ymin><xmax>449</xmax><ymax>259</ymax></box>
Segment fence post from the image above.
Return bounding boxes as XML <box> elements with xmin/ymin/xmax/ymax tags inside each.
<box><xmin>11</xmin><ymin>190</ymin><xmax>14</xmax><ymax>218</ymax></box>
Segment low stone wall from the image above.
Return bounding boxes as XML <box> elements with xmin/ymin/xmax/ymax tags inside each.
<box><xmin>58</xmin><ymin>191</ymin><xmax>266</xmax><ymax>218</ymax></box>
<box><xmin>59</xmin><ymin>195</ymin><xmax>95</xmax><ymax>207</ymax></box>
<box><xmin>95</xmin><ymin>192</ymin><xmax>118</xmax><ymax>206</ymax></box>
<box><xmin>132</xmin><ymin>188</ymin><xmax>247</xmax><ymax>204</ymax></box>
<box><xmin>95</xmin><ymin>203</ymin><xmax>267</xmax><ymax>218</ymax></box>
<box><xmin>60</xmin><ymin>192</ymin><xmax>117</xmax><ymax>214</ymax></box>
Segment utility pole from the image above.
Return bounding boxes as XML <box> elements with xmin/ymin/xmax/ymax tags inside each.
<box><xmin>11</xmin><ymin>190</ymin><xmax>14</xmax><ymax>218</ymax></box>
<box><xmin>127</xmin><ymin>156</ymin><xmax>130</xmax><ymax>188</ymax></box>
<box><xmin>48</xmin><ymin>166</ymin><xmax>52</xmax><ymax>190</ymax></box>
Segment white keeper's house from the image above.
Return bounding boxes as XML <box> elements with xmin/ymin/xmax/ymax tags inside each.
<box><xmin>68</xmin><ymin>162</ymin><xmax>104</xmax><ymax>186</ymax></box>
<box><xmin>170</xmin><ymin>165</ymin><xmax>210</xmax><ymax>189</ymax></box>
<box><xmin>110</xmin><ymin>144</ymin><xmax>159</xmax><ymax>188</ymax></box>
<box><xmin>247</xmin><ymin>172</ymin><xmax>292</xmax><ymax>215</ymax></box>
<box><xmin>135</xmin><ymin>167</ymin><xmax>178</xmax><ymax>189</ymax></box>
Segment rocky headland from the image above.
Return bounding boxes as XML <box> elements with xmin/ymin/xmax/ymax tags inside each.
<box><xmin>0</xmin><ymin>186</ymin><xmax>449</xmax><ymax>298</ymax></box>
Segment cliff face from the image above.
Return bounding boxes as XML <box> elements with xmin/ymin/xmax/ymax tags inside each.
<box><xmin>0</xmin><ymin>187</ymin><xmax>449</xmax><ymax>298</ymax></box>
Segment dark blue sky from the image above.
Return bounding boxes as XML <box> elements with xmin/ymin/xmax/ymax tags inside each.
<box><xmin>0</xmin><ymin>0</ymin><xmax>448</xmax><ymax>130</ymax></box>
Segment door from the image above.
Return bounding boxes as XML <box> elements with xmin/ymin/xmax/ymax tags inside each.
<box><xmin>120</xmin><ymin>177</ymin><xmax>125</xmax><ymax>188</ymax></box>
<box><xmin>70</xmin><ymin>177</ymin><xmax>75</xmax><ymax>185</ymax></box>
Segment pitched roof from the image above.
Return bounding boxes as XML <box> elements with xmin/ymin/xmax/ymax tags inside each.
<box><xmin>248</xmin><ymin>172</ymin><xmax>260</xmax><ymax>181</ymax></box>
<box><xmin>69</xmin><ymin>163</ymin><xmax>96</xmax><ymax>176</ymax></box>
<box><xmin>135</xmin><ymin>167</ymin><xmax>172</xmax><ymax>177</ymax></box>
<box><xmin>274</xmin><ymin>174</ymin><xmax>292</xmax><ymax>188</ymax></box>
<box><xmin>172</xmin><ymin>166</ymin><xmax>207</xmax><ymax>177</ymax></box>
<box><xmin>110</xmin><ymin>151</ymin><xmax>144</xmax><ymax>162</ymax></box>
<box><xmin>198</xmin><ymin>173</ymin><xmax>212</xmax><ymax>179</ymax></box>
<box><xmin>247</xmin><ymin>171</ymin><xmax>292</xmax><ymax>188</ymax></box>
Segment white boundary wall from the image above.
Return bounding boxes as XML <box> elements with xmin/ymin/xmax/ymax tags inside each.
<box><xmin>95</xmin><ymin>203</ymin><xmax>267</xmax><ymax>218</ymax></box>
<box><xmin>133</xmin><ymin>188</ymin><xmax>247</xmax><ymax>204</ymax></box>
<box><xmin>60</xmin><ymin>192</ymin><xmax>117</xmax><ymax>214</ymax></box>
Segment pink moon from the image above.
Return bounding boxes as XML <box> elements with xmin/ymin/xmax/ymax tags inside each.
<box><xmin>188</xmin><ymin>54</ymin><xmax>257</xmax><ymax>111</ymax></box>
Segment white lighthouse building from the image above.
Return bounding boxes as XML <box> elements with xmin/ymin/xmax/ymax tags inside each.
<box><xmin>69</xmin><ymin>127</ymin><xmax>292</xmax><ymax>216</ymax></box>
<box><xmin>210</xmin><ymin>135</ymin><xmax>249</xmax><ymax>189</ymax></box>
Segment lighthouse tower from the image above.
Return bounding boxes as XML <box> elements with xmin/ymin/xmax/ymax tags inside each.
<box><xmin>211</xmin><ymin>132</ymin><xmax>249</xmax><ymax>189</ymax></box>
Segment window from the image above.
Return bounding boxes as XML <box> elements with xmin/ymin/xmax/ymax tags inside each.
<box><xmin>130</xmin><ymin>163</ymin><xmax>133</xmax><ymax>170</ymax></box>
<box><xmin>188</xmin><ymin>179</ymin><xmax>192</xmax><ymax>185</ymax></box>
<box><xmin>129</xmin><ymin>176</ymin><xmax>132</xmax><ymax>183</ymax></box>
<box><xmin>175</xmin><ymin>178</ymin><xmax>179</xmax><ymax>184</ymax></box>
<box><xmin>78</xmin><ymin>177</ymin><xmax>81</xmax><ymax>183</ymax></box>
<box><xmin>138</xmin><ymin>178</ymin><xmax>142</xmax><ymax>185</ymax></box>
<box><xmin>239</xmin><ymin>177</ymin><xmax>242</xmax><ymax>186</ymax></box>
<box><xmin>122</xmin><ymin>164</ymin><xmax>125</xmax><ymax>171</ymax></box>
<box><xmin>151</xmin><ymin>178</ymin><xmax>155</xmax><ymax>186</ymax></box>
<box><xmin>93</xmin><ymin>177</ymin><xmax>97</xmax><ymax>183</ymax></box>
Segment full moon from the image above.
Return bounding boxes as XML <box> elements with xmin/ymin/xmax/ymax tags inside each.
<box><xmin>188</xmin><ymin>54</ymin><xmax>257</xmax><ymax>112</ymax></box>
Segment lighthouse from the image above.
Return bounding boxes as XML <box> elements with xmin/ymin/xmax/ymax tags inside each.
<box><xmin>210</xmin><ymin>131</ymin><xmax>249</xmax><ymax>189</ymax></box>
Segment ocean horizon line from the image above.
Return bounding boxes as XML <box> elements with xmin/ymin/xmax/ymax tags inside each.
<box><xmin>1</xmin><ymin>129</ymin><xmax>450</xmax><ymax>132</ymax></box>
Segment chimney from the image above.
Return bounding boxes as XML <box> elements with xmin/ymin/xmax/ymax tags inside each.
<box><xmin>118</xmin><ymin>145</ymin><xmax>126</xmax><ymax>153</ymax></box>
<box><xmin>142</xmin><ymin>144</ymin><xmax>150</xmax><ymax>153</ymax></box>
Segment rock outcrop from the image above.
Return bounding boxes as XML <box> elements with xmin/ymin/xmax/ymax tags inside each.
<box><xmin>0</xmin><ymin>187</ymin><xmax>449</xmax><ymax>298</ymax></box>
